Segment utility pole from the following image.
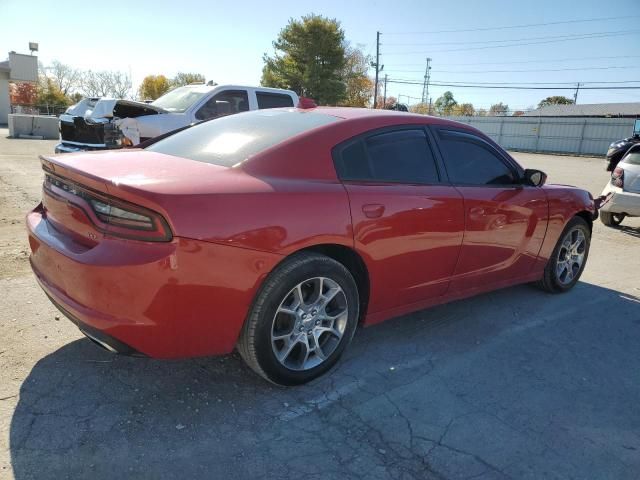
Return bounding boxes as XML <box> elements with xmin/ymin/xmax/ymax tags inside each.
<box><xmin>373</xmin><ymin>31</ymin><xmax>382</xmax><ymax>109</ymax></box>
<box><xmin>421</xmin><ymin>57</ymin><xmax>431</xmax><ymax>104</ymax></box>
<box><xmin>574</xmin><ymin>82</ymin><xmax>581</xmax><ymax>104</ymax></box>
<box><xmin>383</xmin><ymin>74</ymin><xmax>388</xmax><ymax>107</ymax></box>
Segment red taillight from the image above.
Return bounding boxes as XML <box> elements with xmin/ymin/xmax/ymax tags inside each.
<box><xmin>43</xmin><ymin>173</ymin><xmax>173</xmax><ymax>242</ymax></box>
<box><xmin>611</xmin><ymin>167</ymin><xmax>624</xmax><ymax>188</ymax></box>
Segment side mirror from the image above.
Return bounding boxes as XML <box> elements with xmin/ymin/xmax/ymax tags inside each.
<box><xmin>523</xmin><ymin>168</ymin><xmax>547</xmax><ymax>187</ymax></box>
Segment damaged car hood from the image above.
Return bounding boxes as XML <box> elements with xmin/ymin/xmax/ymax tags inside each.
<box><xmin>62</xmin><ymin>98</ymin><xmax>167</xmax><ymax>121</ymax></box>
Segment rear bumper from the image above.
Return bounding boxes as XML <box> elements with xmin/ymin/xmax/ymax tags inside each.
<box><xmin>27</xmin><ymin>205</ymin><xmax>282</xmax><ymax>358</ymax></box>
<box><xmin>600</xmin><ymin>185</ymin><xmax>640</xmax><ymax>217</ymax></box>
<box><xmin>45</xmin><ymin>290</ymin><xmax>143</xmax><ymax>355</ymax></box>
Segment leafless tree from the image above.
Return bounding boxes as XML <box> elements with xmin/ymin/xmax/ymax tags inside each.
<box><xmin>47</xmin><ymin>60</ymin><xmax>81</xmax><ymax>96</ymax></box>
<box><xmin>80</xmin><ymin>70</ymin><xmax>132</xmax><ymax>99</ymax></box>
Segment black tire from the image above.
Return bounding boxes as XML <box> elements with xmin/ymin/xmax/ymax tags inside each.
<box><xmin>536</xmin><ymin>216</ymin><xmax>591</xmax><ymax>293</ymax></box>
<box><xmin>600</xmin><ymin>211</ymin><xmax>625</xmax><ymax>227</ymax></box>
<box><xmin>237</xmin><ymin>252</ymin><xmax>359</xmax><ymax>386</ymax></box>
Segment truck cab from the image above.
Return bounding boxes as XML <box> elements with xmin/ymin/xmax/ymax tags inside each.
<box><xmin>55</xmin><ymin>84</ymin><xmax>299</xmax><ymax>153</ymax></box>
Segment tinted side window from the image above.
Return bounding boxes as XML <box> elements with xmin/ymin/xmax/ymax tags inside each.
<box><xmin>337</xmin><ymin>129</ymin><xmax>439</xmax><ymax>184</ymax></box>
<box><xmin>256</xmin><ymin>92</ymin><xmax>294</xmax><ymax>109</ymax></box>
<box><xmin>338</xmin><ymin>141</ymin><xmax>370</xmax><ymax>179</ymax></box>
<box><xmin>438</xmin><ymin>133</ymin><xmax>515</xmax><ymax>185</ymax></box>
<box><xmin>195</xmin><ymin>90</ymin><xmax>249</xmax><ymax>120</ymax></box>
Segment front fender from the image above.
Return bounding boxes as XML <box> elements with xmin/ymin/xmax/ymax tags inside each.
<box><xmin>533</xmin><ymin>185</ymin><xmax>596</xmax><ymax>273</ymax></box>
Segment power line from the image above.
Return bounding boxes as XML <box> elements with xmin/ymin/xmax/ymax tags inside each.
<box><xmin>409</xmin><ymin>54</ymin><xmax>640</xmax><ymax>67</ymax></box>
<box><xmin>383</xmin><ymin>30</ymin><xmax>640</xmax><ymax>55</ymax></box>
<box><xmin>386</xmin><ymin>79</ymin><xmax>640</xmax><ymax>90</ymax></box>
<box><xmin>390</xmin><ymin>79</ymin><xmax>640</xmax><ymax>85</ymax></box>
<box><xmin>388</xmin><ymin>65</ymin><xmax>639</xmax><ymax>74</ymax></box>
<box><xmin>383</xmin><ymin>15</ymin><xmax>640</xmax><ymax>35</ymax></box>
<box><xmin>383</xmin><ymin>29</ymin><xmax>639</xmax><ymax>47</ymax></box>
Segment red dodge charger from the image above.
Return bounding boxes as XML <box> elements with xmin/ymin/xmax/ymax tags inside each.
<box><xmin>27</xmin><ymin>107</ymin><xmax>597</xmax><ymax>385</ymax></box>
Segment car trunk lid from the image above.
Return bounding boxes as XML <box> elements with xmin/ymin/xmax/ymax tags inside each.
<box><xmin>38</xmin><ymin>149</ymin><xmax>237</xmax><ymax>243</ymax></box>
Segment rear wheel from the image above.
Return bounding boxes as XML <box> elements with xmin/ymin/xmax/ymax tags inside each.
<box><xmin>600</xmin><ymin>211</ymin><xmax>625</xmax><ymax>227</ymax></box>
<box><xmin>238</xmin><ymin>252</ymin><xmax>359</xmax><ymax>386</ymax></box>
<box><xmin>537</xmin><ymin>216</ymin><xmax>591</xmax><ymax>293</ymax></box>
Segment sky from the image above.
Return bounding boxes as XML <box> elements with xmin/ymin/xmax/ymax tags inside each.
<box><xmin>1</xmin><ymin>0</ymin><xmax>639</xmax><ymax>110</ymax></box>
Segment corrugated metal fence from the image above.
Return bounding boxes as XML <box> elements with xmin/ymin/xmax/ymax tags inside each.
<box><xmin>442</xmin><ymin>116</ymin><xmax>636</xmax><ymax>156</ymax></box>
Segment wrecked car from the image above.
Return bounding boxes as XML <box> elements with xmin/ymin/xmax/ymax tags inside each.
<box><xmin>54</xmin><ymin>84</ymin><xmax>299</xmax><ymax>153</ymax></box>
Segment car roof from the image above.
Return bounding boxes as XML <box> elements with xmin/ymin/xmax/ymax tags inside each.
<box><xmin>177</xmin><ymin>84</ymin><xmax>297</xmax><ymax>95</ymax></box>
<box><xmin>299</xmin><ymin>106</ymin><xmax>474</xmax><ymax>129</ymax></box>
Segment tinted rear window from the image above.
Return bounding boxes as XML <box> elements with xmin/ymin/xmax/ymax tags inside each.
<box><xmin>256</xmin><ymin>92</ymin><xmax>295</xmax><ymax>109</ymax></box>
<box><xmin>146</xmin><ymin>109</ymin><xmax>338</xmax><ymax>167</ymax></box>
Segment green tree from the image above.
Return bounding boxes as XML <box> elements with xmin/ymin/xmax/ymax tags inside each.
<box><xmin>489</xmin><ymin>102</ymin><xmax>509</xmax><ymax>116</ymax></box>
<box><xmin>172</xmin><ymin>72</ymin><xmax>206</xmax><ymax>87</ymax></box>
<box><xmin>537</xmin><ymin>96</ymin><xmax>574</xmax><ymax>108</ymax></box>
<box><xmin>434</xmin><ymin>91</ymin><xmax>457</xmax><ymax>115</ymax></box>
<box><xmin>36</xmin><ymin>77</ymin><xmax>71</xmax><ymax>106</ymax></box>
<box><xmin>261</xmin><ymin>14</ymin><xmax>347</xmax><ymax>105</ymax></box>
<box><xmin>138</xmin><ymin>75</ymin><xmax>171</xmax><ymax>100</ymax></box>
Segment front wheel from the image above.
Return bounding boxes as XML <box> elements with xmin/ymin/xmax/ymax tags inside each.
<box><xmin>600</xmin><ymin>211</ymin><xmax>625</xmax><ymax>227</ymax></box>
<box><xmin>536</xmin><ymin>216</ymin><xmax>591</xmax><ymax>293</ymax></box>
<box><xmin>237</xmin><ymin>252</ymin><xmax>359</xmax><ymax>386</ymax></box>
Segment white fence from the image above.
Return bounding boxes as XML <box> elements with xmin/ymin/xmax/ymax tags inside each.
<box><xmin>443</xmin><ymin>116</ymin><xmax>636</xmax><ymax>156</ymax></box>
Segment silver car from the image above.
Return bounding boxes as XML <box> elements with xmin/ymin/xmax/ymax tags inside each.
<box><xmin>600</xmin><ymin>144</ymin><xmax>640</xmax><ymax>226</ymax></box>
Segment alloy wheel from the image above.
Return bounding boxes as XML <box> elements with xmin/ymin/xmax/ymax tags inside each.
<box><xmin>271</xmin><ymin>277</ymin><xmax>348</xmax><ymax>371</ymax></box>
<box><xmin>555</xmin><ymin>228</ymin><xmax>586</xmax><ymax>286</ymax></box>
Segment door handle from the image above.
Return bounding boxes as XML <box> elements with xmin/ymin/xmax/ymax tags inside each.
<box><xmin>362</xmin><ymin>204</ymin><xmax>385</xmax><ymax>218</ymax></box>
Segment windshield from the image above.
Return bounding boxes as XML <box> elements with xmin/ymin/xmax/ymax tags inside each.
<box><xmin>151</xmin><ymin>86</ymin><xmax>209</xmax><ymax>113</ymax></box>
<box><xmin>146</xmin><ymin>109</ymin><xmax>339</xmax><ymax>167</ymax></box>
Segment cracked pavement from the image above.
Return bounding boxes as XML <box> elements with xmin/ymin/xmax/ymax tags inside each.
<box><xmin>1</xmin><ymin>132</ymin><xmax>639</xmax><ymax>479</ymax></box>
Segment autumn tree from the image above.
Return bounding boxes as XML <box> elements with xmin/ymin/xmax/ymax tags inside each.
<box><xmin>434</xmin><ymin>91</ymin><xmax>457</xmax><ymax>115</ymax></box>
<box><xmin>379</xmin><ymin>96</ymin><xmax>397</xmax><ymax>109</ymax></box>
<box><xmin>262</xmin><ymin>14</ymin><xmax>347</xmax><ymax>105</ymax></box>
<box><xmin>172</xmin><ymin>72</ymin><xmax>206</xmax><ymax>87</ymax></box>
<box><xmin>340</xmin><ymin>45</ymin><xmax>373</xmax><ymax>107</ymax></box>
<box><xmin>452</xmin><ymin>103</ymin><xmax>475</xmax><ymax>116</ymax></box>
<box><xmin>410</xmin><ymin>103</ymin><xmax>430</xmax><ymax>115</ymax></box>
<box><xmin>537</xmin><ymin>96</ymin><xmax>574</xmax><ymax>108</ymax></box>
<box><xmin>9</xmin><ymin>82</ymin><xmax>38</xmax><ymax>105</ymax></box>
<box><xmin>489</xmin><ymin>102</ymin><xmax>509</xmax><ymax>116</ymax></box>
<box><xmin>138</xmin><ymin>75</ymin><xmax>171</xmax><ymax>100</ymax></box>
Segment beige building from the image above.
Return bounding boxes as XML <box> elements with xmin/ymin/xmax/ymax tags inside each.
<box><xmin>0</xmin><ymin>51</ymin><xmax>38</xmax><ymax>124</ymax></box>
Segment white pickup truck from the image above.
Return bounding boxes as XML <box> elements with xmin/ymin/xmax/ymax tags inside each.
<box><xmin>55</xmin><ymin>84</ymin><xmax>299</xmax><ymax>153</ymax></box>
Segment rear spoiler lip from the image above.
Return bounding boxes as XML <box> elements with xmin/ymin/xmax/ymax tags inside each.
<box><xmin>39</xmin><ymin>154</ymin><xmax>111</xmax><ymax>192</ymax></box>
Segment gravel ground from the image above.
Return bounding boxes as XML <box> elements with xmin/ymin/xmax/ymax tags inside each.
<box><xmin>1</xmin><ymin>130</ymin><xmax>639</xmax><ymax>480</ymax></box>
